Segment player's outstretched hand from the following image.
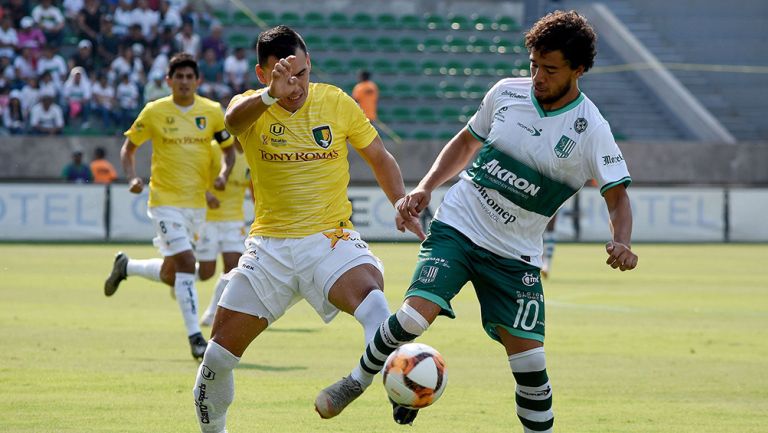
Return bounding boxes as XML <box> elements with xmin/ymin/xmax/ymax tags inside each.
<box><xmin>396</xmin><ymin>188</ymin><xmax>431</xmax><ymax>219</ymax></box>
<box><xmin>128</xmin><ymin>177</ymin><xmax>143</xmax><ymax>194</ymax></box>
<box><xmin>605</xmin><ymin>241</ymin><xmax>638</xmax><ymax>271</ymax></box>
<box><xmin>268</xmin><ymin>55</ymin><xmax>300</xmax><ymax>99</ymax></box>
<box><xmin>396</xmin><ymin>213</ymin><xmax>426</xmax><ymax>241</ymax></box>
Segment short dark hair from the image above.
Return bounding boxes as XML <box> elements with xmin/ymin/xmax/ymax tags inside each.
<box><xmin>359</xmin><ymin>70</ymin><xmax>371</xmax><ymax>81</ymax></box>
<box><xmin>94</xmin><ymin>147</ymin><xmax>106</xmax><ymax>158</ymax></box>
<box><xmin>256</xmin><ymin>25</ymin><xmax>307</xmax><ymax>67</ymax></box>
<box><xmin>524</xmin><ymin>10</ymin><xmax>597</xmax><ymax>72</ymax></box>
<box><xmin>167</xmin><ymin>52</ymin><xmax>199</xmax><ymax>78</ymax></box>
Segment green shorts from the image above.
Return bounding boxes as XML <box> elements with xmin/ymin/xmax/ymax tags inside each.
<box><xmin>406</xmin><ymin>220</ymin><xmax>546</xmax><ymax>343</ymax></box>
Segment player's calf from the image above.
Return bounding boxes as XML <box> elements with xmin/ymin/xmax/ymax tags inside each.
<box><xmin>509</xmin><ymin>347</ymin><xmax>554</xmax><ymax>432</ymax></box>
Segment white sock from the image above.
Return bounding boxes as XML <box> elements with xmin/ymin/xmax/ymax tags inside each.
<box><xmin>126</xmin><ymin>258</ymin><xmax>163</xmax><ymax>282</ymax></box>
<box><xmin>509</xmin><ymin>348</ymin><xmax>553</xmax><ymax>433</ymax></box>
<box><xmin>174</xmin><ymin>272</ymin><xmax>201</xmax><ymax>336</ymax></box>
<box><xmin>353</xmin><ymin>290</ymin><xmax>391</xmax><ymax>344</ymax></box>
<box><xmin>203</xmin><ymin>274</ymin><xmax>228</xmax><ymax>318</ymax></box>
<box><xmin>194</xmin><ymin>340</ymin><xmax>240</xmax><ymax>433</ymax></box>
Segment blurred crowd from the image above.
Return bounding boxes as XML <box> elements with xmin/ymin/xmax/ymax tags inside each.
<box><xmin>0</xmin><ymin>0</ymin><xmax>252</xmax><ymax>135</ymax></box>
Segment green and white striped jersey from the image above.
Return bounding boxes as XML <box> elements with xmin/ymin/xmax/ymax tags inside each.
<box><xmin>434</xmin><ymin>78</ymin><xmax>631</xmax><ymax>267</ymax></box>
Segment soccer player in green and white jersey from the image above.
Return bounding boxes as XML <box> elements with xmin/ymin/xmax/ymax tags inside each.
<box><xmin>315</xmin><ymin>11</ymin><xmax>638</xmax><ymax>432</ymax></box>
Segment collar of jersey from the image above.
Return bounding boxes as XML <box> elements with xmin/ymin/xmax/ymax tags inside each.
<box><xmin>530</xmin><ymin>86</ymin><xmax>584</xmax><ymax>118</ymax></box>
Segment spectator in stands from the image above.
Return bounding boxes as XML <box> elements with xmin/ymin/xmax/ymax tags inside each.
<box><xmin>175</xmin><ymin>20</ymin><xmax>200</xmax><ymax>59</ymax></box>
<box><xmin>18</xmin><ymin>76</ymin><xmax>40</xmax><ymax>115</ymax></box>
<box><xmin>37</xmin><ymin>46</ymin><xmax>67</xmax><ymax>86</ymax></box>
<box><xmin>38</xmin><ymin>71</ymin><xmax>59</xmax><ymax>100</ymax></box>
<box><xmin>77</xmin><ymin>0</ymin><xmax>102</xmax><ymax>45</ymax></box>
<box><xmin>2</xmin><ymin>89</ymin><xmax>25</xmax><ymax>134</ymax></box>
<box><xmin>62</xmin><ymin>66</ymin><xmax>92</xmax><ymax>128</ymax></box>
<box><xmin>0</xmin><ymin>55</ymin><xmax>16</xmax><ymax>87</ymax></box>
<box><xmin>153</xmin><ymin>25</ymin><xmax>178</xmax><ymax>57</ymax></box>
<box><xmin>96</xmin><ymin>15</ymin><xmax>121</xmax><ymax>68</ymax></box>
<box><xmin>91</xmin><ymin>72</ymin><xmax>116</xmax><ymax>130</ymax></box>
<box><xmin>148</xmin><ymin>44</ymin><xmax>171</xmax><ymax>80</ymax></box>
<box><xmin>115</xmin><ymin>73</ymin><xmax>139</xmax><ymax>128</ymax></box>
<box><xmin>13</xmin><ymin>47</ymin><xmax>36</xmax><ymax>81</ymax></box>
<box><xmin>90</xmin><ymin>146</ymin><xmax>118</xmax><ymax>184</ymax></box>
<box><xmin>109</xmin><ymin>45</ymin><xmax>144</xmax><ymax>86</ymax></box>
<box><xmin>223</xmin><ymin>46</ymin><xmax>248</xmax><ymax>94</ymax></box>
<box><xmin>201</xmin><ymin>22</ymin><xmax>226</xmax><ymax>61</ymax></box>
<box><xmin>62</xmin><ymin>0</ymin><xmax>84</xmax><ymax>24</ymax></box>
<box><xmin>29</xmin><ymin>91</ymin><xmax>63</xmax><ymax>135</ymax></box>
<box><xmin>122</xmin><ymin>23</ymin><xmax>147</xmax><ymax>49</ymax></box>
<box><xmin>198</xmin><ymin>47</ymin><xmax>229</xmax><ymax>100</ymax></box>
<box><xmin>143</xmin><ymin>69</ymin><xmax>171</xmax><ymax>102</ymax></box>
<box><xmin>352</xmin><ymin>70</ymin><xmax>378</xmax><ymax>122</ymax></box>
<box><xmin>16</xmin><ymin>17</ymin><xmax>45</xmax><ymax>61</ymax></box>
<box><xmin>158</xmin><ymin>0</ymin><xmax>182</xmax><ymax>32</ymax></box>
<box><xmin>132</xmin><ymin>0</ymin><xmax>159</xmax><ymax>42</ymax></box>
<box><xmin>4</xmin><ymin>0</ymin><xmax>29</xmax><ymax>28</ymax></box>
<box><xmin>68</xmin><ymin>39</ymin><xmax>96</xmax><ymax>77</ymax></box>
<box><xmin>0</xmin><ymin>16</ymin><xmax>19</xmax><ymax>60</ymax></box>
<box><xmin>31</xmin><ymin>0</ymin><xmax>65</xmax><ymax>47</ymax></box>
<box><xmin>112</xmin><ymin>0</ymin><xmax>134</xmax><ymax>37</ymax></box>
<box><xmin>61</xmin><ymin>149</ymin><xmax>93</xmax><ymax>183</ymax></box>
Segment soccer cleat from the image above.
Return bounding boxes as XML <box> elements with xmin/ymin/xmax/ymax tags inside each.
<box><xmin>391</xmin><ymin>399</ymin><xmax>419</xmax><ymax>425</ymax></box>
<box><xmin>189</xmin><ymin>332</ymin><xmax>208</xmax><ymax>361</ymax></box>
<box><xmin>314</xmin><ymin>375</ymin><xmax>364</xmax><ymax>419</ymax></box>
<box><xmin>104</xmin><ymin>252</ymin><xmax>129</xmax><ymax>297</ymax></box>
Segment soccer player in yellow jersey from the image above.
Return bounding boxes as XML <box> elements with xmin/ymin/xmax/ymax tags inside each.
<box><xmin>198</xmin><ymin>139</ymin><xmax>253</xmax><ymax>327</ymax></box>
<box><xmin>103</xmin><ymin>53</ymin><xmax>236</xmax><ymax>361</ymax></box>
<box><xmin>192</xmin><ymin>26</ymin><xmax>423</xmax><ymax>432</ymax></box>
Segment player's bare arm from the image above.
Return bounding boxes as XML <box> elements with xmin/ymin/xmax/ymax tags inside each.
<box><xmin>356</xmin><ymin>136</ymin><xmax>425</xmax><ymax>240</ymax></box>
<box><xmin>213</xmin><ymin>144</ymin><xmax>236</xmax><ymax>190</ymax></box>
<box><xmin>398</xmin><ymin>127</ymin><xmax>483</xmax><ymax>219</ymax></box>
<box><xmin>119</xmin><ymin>138</ymin><xmax>143</xmax><ymax>193</ymax></box>
<box><xmin>603</xmin><ymin>185</ymin><xmax>638</xmax><ymax>271</ymax></box>
<box><xmin>225</xmin><ymin>56</ymin><xmax>302</xmax><ymax>135</ymax></box>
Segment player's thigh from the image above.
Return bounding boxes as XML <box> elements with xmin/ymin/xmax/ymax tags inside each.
<box><xmin>147</xmin><ymin>206</ymin><xmax>204</xmax><ymax>257</ymax></box>
<box><xmin>404</xmin><ymin>220</ymin><xmax>474</xmax><ymax>319</ymax></box>
<box><xmin>312</xmin><ymin>230</ymin><xmax>384</xmax><ymax>316</ymax></box>
<box><xmin>211</xmin><ymin>276</ymin><xmax>270</xmax><ymax>358</ymax></box>
<box><xmin>471</xmin><ymin>251</ymin><xmax>545</xmax><ymax>345</ymax></box>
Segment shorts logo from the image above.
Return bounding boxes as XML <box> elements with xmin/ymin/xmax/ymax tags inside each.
<box><xmin>312</xmin><ymin>125</ymin><xmax>333</xmax><ymax>148</ymax></box>
<box><xmin>418</xmin><ymin>266</ymin><xmax>438</xmax><ymax>284</ymax></box>
<box><xmin>323</xmin><ymin>227</ymin><xmax>350</xmax><ymax>248</ymax></box>
<box><xmin>554</xmin><ymin>135</ymin><xmax>576</xmax><ymax>158</ymax></box>
<box><xmin>195</xmin><ymin>116</ymin><xmax>207</xmax><ymax>130</ymax></box>
<box><xmin>522</xmin><ymin>272</ymin><xmax>540</xmax><ymax>287</ymax></box>
<box><xmin>201</xmin><ymin>365</ymin><xmax>216</xmax><ymax>380</ymax></box>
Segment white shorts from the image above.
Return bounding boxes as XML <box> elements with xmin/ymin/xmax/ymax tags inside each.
<box><xmin>196</xmin><ymin>220</ymin><xmax>247</xmax><ymax>261</ymax></box>
<box><xmin>147</xmin><ymin>206</ymin><xmax>206</xmax><ymax>257</ymax></box>
<box><xmin>218</xmin><ymin>228</ymin><xmax>383</xmax><ymax>324</ymax></box>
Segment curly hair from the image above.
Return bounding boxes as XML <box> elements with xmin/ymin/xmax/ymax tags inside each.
<box><xmin>524</xmin><ymin>10</ymin><xmax>597</xmax><ymax>72</ymax></box>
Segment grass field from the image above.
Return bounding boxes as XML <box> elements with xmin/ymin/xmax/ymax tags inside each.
<box><xmin>1</xmin><ymin>243</ymin><xmax>767</xmax><ymax>432</ymax></box>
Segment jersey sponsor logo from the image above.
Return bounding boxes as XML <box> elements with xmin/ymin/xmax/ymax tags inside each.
<box><xmin>196</xmin><ymin>383</ymin><xmax>210</xmax><ymax>424</ymax></box>
<box><xmin>258</xmin><ymin>149</ymin><xmax>340</xmax><ymax>162</ymax></box>
<box><xmin>602</xmin><ymin>153</ymin><xmax>624</xmax><ymax>165</ymax></box>
<box><xmin>161</xmin><ymin>136</ymin><xmax>211</xmax><ymax>145</ymax></box>
<box><xmin>517</xmin><ymin>122</ymin><xmax>541</xmax><ymax>136</ymax></box>
<box><xmin>418</xmin><ymin>266</ymin><xmax>438</xmax><ymax>284</ymax></box>
<box><xmin>493</xmin><ymin>105</ymin><xmax>509</xmax><ymax>122</ymax></box>
<box><xmin>554</xmin><ymin>135</ymin><xmax>576</xmax><ymax>158</ymax></box>
<box><xmin>312</xmin><ymin>125</ymin><xmax>333</xmax><ymax>149</ymax></box>
<box><xmin>195</xmin><ymin>116</ymin><xmax>207</xmax><ymax>130</ymax></box>
<box><xmin>480</xmin><ymin>159</ymin><xmax>541</xmax><ymax>197</ymax></box>
<box><xmin>270</xmin><ymin>123</ymin><xmax>285</xmax><ymax>136</ymax></box>
<box><xmin>471</xmin><ymin>182</ymin><xmax>518</xmax><ymax>224</ymax></box>
<box><xmin>522</xmin><ymin>272</ymin><xmax>540</xmax><ymax>287</ymax></box>
<box><xmin>574</xmin><ymin>117</ymin><xmax>588</xmax><ymax>134</ymax></box>
<box><xmin>501</xmin><ymin>90</ymin><xmax>528</xmax><ymax>99</ymax></box>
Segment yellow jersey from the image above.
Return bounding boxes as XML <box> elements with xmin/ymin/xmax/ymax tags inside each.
<box><xmin>125</xmin><ymin>94</ymin><xmax>234</xmax><ymax>208</ymax></box>
<box><xmin>207</xmin><ymin>142</ymin><xmax>250</xmax><ymax>222</ymax></box>
<box><xmin>230</xmin><ymin>83</ymin><xmax>378</xmax><ymax>237</ymax></box>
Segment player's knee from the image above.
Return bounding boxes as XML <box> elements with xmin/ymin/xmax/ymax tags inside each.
<box><xmin>198</xmin><ymin>267</ymin><xmax>215</xmax><ymax>281</ymax></box>
<box><xmin>395</xmin><ymin>303</ymin><xmax>430</xmax><ymax>336</ymax></box>
<box><xmin>160</xmin><ymin>269</ymin><xmax>175</xmax><ymax>286</ymax></box>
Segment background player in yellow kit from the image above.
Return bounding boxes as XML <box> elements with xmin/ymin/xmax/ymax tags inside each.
<box><xmin>192</xmin><ymin>26</ymin><xmax>423</xmax><ymax>432</ymax></box>
<box><xmin>104</xmin><ymin>53</ymin><xmax>235</xmax><ymax>361</ymax></box>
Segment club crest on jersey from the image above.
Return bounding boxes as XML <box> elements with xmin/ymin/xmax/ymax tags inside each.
<box><xmin>574</xmin><ymin>117</ymin><xmax>588</xmax><ymax>134</ymax></box>
<box><xmin>312</xmin><ymin>125</ymin><xmax>333</xmax><ymax>149</ymax></box>
<box><xmin>554</xmin><ymin>135</ymin><xmax>576</xmax><ymax>158</ymax></box>
<box><xmin>195</xmin><ymin>116</ymin><xmax>207</xmax><ymax>130</ymax></box>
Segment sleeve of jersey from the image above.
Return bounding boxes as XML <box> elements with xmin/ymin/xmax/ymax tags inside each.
<box><xmin>340</xmin><ymin>91</ymin><xmax>378</xmax><ymax>149</ymax></box>
<box><xmin>212</xmin><ymin>107</ymin><xmax>234</xmax><ymax>148</ymax></box>
<box><xmin>466</xmin><ymin>82</ymin><xmax>499</xmax><ymax>142</ymax></box>
<box><xmin>123</xmin><ymin>104</ymin><xmax>153</xmax><ymax>146</ymax></box>
<box><xmin>586</xmin><ymin>122</ymin><xmax>632</xmax><ymax>196</ymax></box>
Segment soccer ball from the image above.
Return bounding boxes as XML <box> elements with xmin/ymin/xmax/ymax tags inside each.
<box><xmin>382</xmin><ymin>343</ymin><xmax>447</xmax><ymax>409</ymax></box>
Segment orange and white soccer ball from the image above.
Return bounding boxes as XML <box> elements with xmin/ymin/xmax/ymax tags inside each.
<box><xmin>382</xmin><ymin>343</ymin><xmax>448</xmax><ymax>409</ymax></box>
